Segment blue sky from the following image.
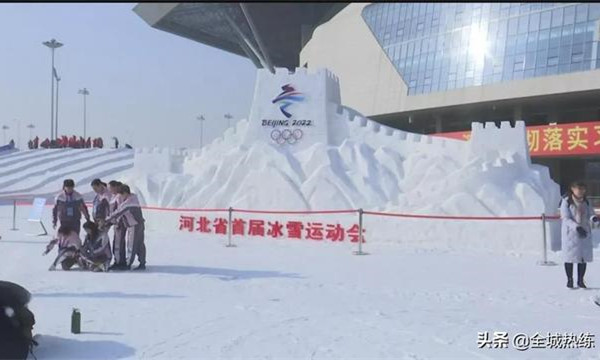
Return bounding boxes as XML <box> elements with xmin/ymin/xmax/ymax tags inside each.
<box><xmin>0</xmin><ymin>3</ymin><xmax>257</xmax><ymax>148</ymax></box>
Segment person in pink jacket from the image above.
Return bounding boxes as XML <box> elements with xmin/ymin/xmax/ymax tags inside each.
<box><xmin>43</xmin><ymin>224</ymin><xmax>83</xmax><ymax>271</ymax></box>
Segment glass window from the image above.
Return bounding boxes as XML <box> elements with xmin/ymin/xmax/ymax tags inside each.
<box><xmin>508</xmin><ymin>17</ymin><xmax>518</xmax><ymax>36</ymax></box>
<box><xmin>536</xmin><ymin>49</ymin><xmax>548</xmax><ymax>67</ymax></box>
<box><xmin>572</xmin><ymin>51</ymin><xmax>584</xmax><ymax>63</ymax></box>
<box><xmin>576</xmin><ymin>4</ymin><xmax>589</xmax><ymax>23</ymax></box>
<box><xmin>559</xmin><ymin>46</ymin><xmax>571</xmax><ymax>64</ymax></box>
<box><xmin>529</xmin><ymin>12</ymin><xmax>540</xmax><ymax>32</ymax></box>
<box><xmin>513</xmin><ymin>60</ymin><xmax>524</xmax><ymax>72</ymax></box>
<box><xmin>547</xmin><ymin>55</ymin><xmax>559</xmax><ymax>66</ymax></box>
<box><xmin>527</xmin><ymin>32</ymin><xmax>538</xmax><ymax>51</ymax></box>
<box><xmin>581</xmin><ymin>60</ymin><xmax>591</xmax><ymax>70</ymax></box>
<box><xmin>561</xmin><ymin>25</ymin><xmax>573</xmax><ymax>46</ymax></box>
<box><xmin>518</xmin><ymin>15</ymin><xmax>529</xmax><ymax>34</ymax></box>
<box><xmin>584</xmin><ymin>41</ymin><xmax>594</xmax><ymax>60</ymax></box>
<box><xmin>525</xmin><ymin>51</ymin><xmax>536</xmax><ymax>69</ymax></box>
<box><xmin>520</xmin><ymin>3</ymin><xmax>530</xmax><ymax>15</ymax></box>
<box><xmin>551</xmin><ymin>8</ymin><xmax>563</xmax><ymax>28</ymax></box>
<box><xmin>563</xmin><ymin>5</ymin><xmax>575</xmax><ymax>25</ymax></box>
<box><xmin>513</xmin><ymin>70</ymin><xmax>524</xmax><ymax>80</ymax></box>
<box><xmin>540</xmin><ymin>10</ymin><xmax>552</xmax><ymax>30</ymax></box>
<box><xmin>547</xmin><ymin>65</ymin><xmax>558</xmax><ymax>75</ymax></box>
<box><xmin>558</xmin><ymin>63</ymin><xmax>570</xmax><ymax>74</ymax></box>
<box><xmin>497</xmin><ymin>19</ymin><xmax>508</xmax><ymax>38</ymax></box>
<box><xmin>510</xmin><ymin>4</ymin><xmax>519</xmax><ymax>17</ymax></box>
<box><xmin>570</xmin><ymin>61</ymin><xmax>583</xmax><ymax>72</ymax></box>
<box><xmin>586</xmin><ymin>21</ymin><xmax>595</xmax><ymax>42</ymax></box>
<box><xmin>535</xmin><ymin>67</ymin><xmax>547</xmax><ymax>76</ymax></box>
<box><xmin>549</xmin><ymin>27</ymin><xmax>561</xmax><ymax>48</ymax></box>
<box><xmin>573</xmin><ymin>22</ymin><xmax>586</xmax><ymax>44</ymax></box>
<box><xmin>589</xmin><ymin>4</ymin><xmax>600</xmax><ymax>21</ymax></box>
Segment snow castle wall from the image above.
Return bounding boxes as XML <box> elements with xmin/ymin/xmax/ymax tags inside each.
<box><xmin>134</xmin><ymin>147</ymin><xmax>186</xmax><ymax>175</ymax></box>
<box><xmin>123</xmin><ymin>66</ymin><xmax>562</xmax><ymax>257</ymax></box>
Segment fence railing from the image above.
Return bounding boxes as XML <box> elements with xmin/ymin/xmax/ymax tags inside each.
<box><xmin>0</xmin><ymin>196</ymin><xmax>560</xmax><ymax>261</ymax></box>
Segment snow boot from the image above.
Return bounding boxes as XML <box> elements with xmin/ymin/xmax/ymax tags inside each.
<box><xmin>132</xmin><ymin>264</ymin><xmax>146</xmax><ymax>271</ymax></box>
<box><xmin>577</xmin><ymin>263</ymin><xmax>587</xmax><ymax>289</ymax></box>
<box><xmin>565</xmin><ymin>263</ymin><xmax>575</xmax><ymax>289</ymax></box>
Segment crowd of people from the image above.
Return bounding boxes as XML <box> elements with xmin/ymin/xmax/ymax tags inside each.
<box><xmin>27</xmin><ymin>135</ymin><xmax>104</xmax><ymax>149</ymax></box>
<box><xmin>44</xmin><ymin>178</ymin><xmax>146</xmax><ymax>272</ymax></box>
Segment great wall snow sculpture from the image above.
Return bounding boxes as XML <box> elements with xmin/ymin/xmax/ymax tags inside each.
<box><xmin>124</xmin><ymin>67</ymin><xmax>562</xmax><ymax>250</ymax></box>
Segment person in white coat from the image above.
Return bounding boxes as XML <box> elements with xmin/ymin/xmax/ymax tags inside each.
<box><xmin>560</xmin><ymin>180</ymin><xmax>599</xmax><ymax>289</ymax></box>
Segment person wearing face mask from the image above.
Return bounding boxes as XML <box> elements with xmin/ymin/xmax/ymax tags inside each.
<box><xmin>560</xmin><ymin>180</ymin><xmax>599</xmax><ymax>289</ymax></box>
<box><xmin>52</xmin><ymin>179</ymin><xmax>90</xmax><ymax>236</ymax></box>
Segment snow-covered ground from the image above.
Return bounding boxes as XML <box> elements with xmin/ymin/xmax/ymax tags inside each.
<box><xmin>1</xmin><ymin>205</ymin><xmax>599</xmax><ymax>359</ymax></box>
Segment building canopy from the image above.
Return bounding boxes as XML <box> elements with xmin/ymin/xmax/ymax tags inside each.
<box><xmin>133</xmin><ymin>3</ymin><xmax>347</xmax><ymax>70</ymax></box>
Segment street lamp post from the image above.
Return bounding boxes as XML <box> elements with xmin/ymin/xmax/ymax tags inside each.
<box><xmin>27</xmin><ymin>124</ymin><xmax>35</xmax><ymax>140</ymax></box>
<box><xmin>197</xmin><ymin>115</ymin><xmax>205</xmax><ymax>148</ymax></box>
<box><xmin>224</xmin><ymin>113</ymin><xmax>233</xmax><ymax>130</ymax></box>
<box><xmin>11</xmin><ymin>119</ymin><xmax>21</xmax><ymax>149</ymax></box>
<box><xmin>55</xmin><ymin>76</ymin><xmax>61</xmax><ymax>138</ymax></box>
<box><xmin>1</xmin><ymin>125</ymin><xmax>9</xmax><ymax>144</ymax></box>
<box><xmin>43</xmin><ymin>38</ymin><xmax>63</xmax><ymax>141</ymax></box>
<box><xmin>78</xmin><ymin>88</ymin><xmax>90</xmax><ymax>139</ymax></box>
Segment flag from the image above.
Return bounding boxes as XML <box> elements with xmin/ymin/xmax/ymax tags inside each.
<box><xmin>53</xmin><ymin>67</ymin><xmax>58</xmax><ymax>80</ymax></box>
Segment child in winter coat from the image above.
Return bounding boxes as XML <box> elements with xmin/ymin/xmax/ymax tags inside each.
<box><xmin>80</xmin><ymin>221</ymin><xmax>112</xmax><ymax>272</ymax></box>
<box><xmin>43</xmin><ymin>225</ymin><xmax>82</xmax><ymax>271</ymax></box>
<box><xmin>560</xmin><ymin>180</ymin><xmax>599</xmax><ymax>289</ymax></box>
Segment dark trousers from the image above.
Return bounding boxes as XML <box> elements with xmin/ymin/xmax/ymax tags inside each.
<box><xmin>59</xmin><ymin>219</ymin><xmax>81</xmax><ymax>236</ymax></box>
<box><xmin>112</xmin><ymin>225</ymin><xmax>127</xmax><ymax>265</ymax></box>
<box><xmin>126</xmin><ymin>223</ymin><xmax>146</xmax><ymax>266</ymax></box>
<box><xmin>564</xmin><ymin>262</ymin><xmax>587</xmax><ymax>282</ymax></box>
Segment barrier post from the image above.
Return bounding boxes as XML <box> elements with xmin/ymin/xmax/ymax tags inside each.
<box><xmin>10</xmin><ymin>199</ymin><xmax>18</xmax><ymax>231</ymax></box>
<box><xmin>226</xmin><ymin>207</ymin><xmax>236</xmax><ymax>248</ymax></box>
<box><xmin>353</xmin><ymin>208</ymin><xmax>368</xmax><ymax>255</ymax></box>
<box><xmin>537</xmin><ymin>213</ymin><xmax>556</xmax><ymax>266</ymax></box>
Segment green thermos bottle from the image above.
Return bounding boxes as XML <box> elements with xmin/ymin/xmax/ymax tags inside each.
<box><xmin>71</xmin><ymin>308</ymin><xmax>81</xmax><ymax>334</ymax></box>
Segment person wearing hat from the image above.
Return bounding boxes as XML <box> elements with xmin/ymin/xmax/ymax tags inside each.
<box><xmin>52</xmin><ymin>179</ymin><xmax>90</xmax><ymax>236</ymax></box>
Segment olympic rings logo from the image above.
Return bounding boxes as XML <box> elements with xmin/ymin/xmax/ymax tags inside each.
<box><xmin>270</xmin><ymin>128</ymin><xmax>303</xmax><ymax>145</ymax></box>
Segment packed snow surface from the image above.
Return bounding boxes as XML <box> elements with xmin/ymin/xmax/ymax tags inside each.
<box><xmin>1</xmin><ymin>206</ymin><xmax>599</xmax><ymax>360</ymax></box>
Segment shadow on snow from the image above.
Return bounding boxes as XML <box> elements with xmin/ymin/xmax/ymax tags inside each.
<box><xmin>34</xmin><ymin>335</ymin><xmax>134</xmax><ymax>359</ymax></box>
<box><xmin>33</xmin><ymin>291</ymin><xmax>184</xmax><ymax>299</ymax></box>
<box><xmin>146</xmin><ymin>265</ymin><xmax>304</xmax><ymax>281</ymax></box>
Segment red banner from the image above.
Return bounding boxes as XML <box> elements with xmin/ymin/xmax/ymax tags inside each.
<box><xmin>433</xmin><ymin>121</ymin><xmax>600</xmax><ymax>157</ymax></box>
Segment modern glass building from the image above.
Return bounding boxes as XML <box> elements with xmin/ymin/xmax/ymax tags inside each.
<box><xmin>136</xmin><ymin>2</ymin><xmax>600</xmax><ymax>196</ymax></box>
<box><xmin>363</xmin><ymin>3</ymin><xmax>600</xmax><ymax>96</ymax></box>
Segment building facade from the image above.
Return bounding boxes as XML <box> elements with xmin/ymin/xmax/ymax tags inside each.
<box><xmin>301</xmin><ymin>3</ymin><xmax>600</xmax><ymax>197</ymax></box>
<box><xmin>135</xmin><ymin>2</ymin><xmax>600</xmax><ymax>197</ymax></box>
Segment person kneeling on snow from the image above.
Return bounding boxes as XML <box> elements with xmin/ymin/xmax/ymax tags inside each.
<box><xmin>43</xmin><ymin>225</ymin><xmax>83</xmax><ymax>271</ymax></box>
<box><xmin>105</xmin><ymin>185</ymin><xmax>146</xmax><ymax>271</ymax></box>
<box><xmin>560</xmin><ymin>180</ymin><xmax>600</xmax><ymax>289</ymax></box>
<box><xmin>80</xmin><ymin>221</ymin><xmax>112</xmax><ymax>272</ymax></box>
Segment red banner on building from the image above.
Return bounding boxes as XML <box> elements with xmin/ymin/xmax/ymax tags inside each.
<box><xmin>433</xmin><ymin>121</ymin><xmax>600</xmax><ymax>157</ymax></box>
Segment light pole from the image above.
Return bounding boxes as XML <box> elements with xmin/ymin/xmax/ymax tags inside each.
<box><xmin>55</xmin><ymin>75</ymin><xmax>61</xmax><ymax>138</ymax></box>
<box><xmin>197</xmin><ymin>115</ymin><xmax>205</xmax><ymax>148</ymax></box>
<box><xmin>27</xmin><ymin>124</ymin><xmax>35</xmax><ymax>140</ymax></box>
<box><xmin>43</xmin><ymin>38</ymin><xmax>63</xmax><ymax>141</ymax></box>
<box><xmin>224</xmin><ymin>113</ymin><xmax>233</xmax><ymax>130</ymax></box>
<box><xmin>2</xmin><ymin>125</ymin><xmax>9</xmax><ymax>144</ymax></box>
<box><xmin>78</xmin><ymin>88</ymin><xmax>90</xmax><ymax>139</ymax></box>
<box><xmin>11</xmin><ymin>119</ymin><xmax>21</xmax><ymax>149</ymax></box>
